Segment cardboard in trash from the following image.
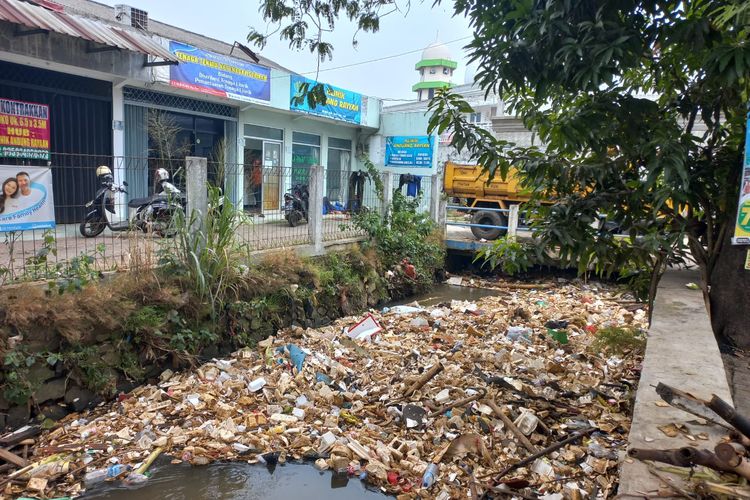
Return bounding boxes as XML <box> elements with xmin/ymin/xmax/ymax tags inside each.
<box><xmin>11</xmin><ymin>276</ymin><xmax>648</xmax><ymax>500</ymax></box>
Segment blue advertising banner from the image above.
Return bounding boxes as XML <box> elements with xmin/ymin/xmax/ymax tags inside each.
<box><xmin>0</xmin><ymin>165</ymin><xmax>55</xmax><ymax>232</ymax></box>
<box><xmin>289</xmin><ymin>75</ymin><xmax>361</xmax><ymax>124</ymax></box>
<box><xmin>169</xmin><ymin>41</ymin><xmax>271</xmax><ymax>102</ymax></box>
<box><xmin>385</xmin><ymin>136</ymin><xmax>434</xmax><ymax>167</ymax></box>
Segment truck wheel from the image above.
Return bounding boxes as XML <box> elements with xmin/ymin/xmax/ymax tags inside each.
<box><xmin>470</xmin><ymin>210</ymin><xmax>507</xmax><ymax>240</ymax></box>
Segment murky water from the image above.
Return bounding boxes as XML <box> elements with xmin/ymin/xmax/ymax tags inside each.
<box><xmin>397</xmin><ymin>283</ymin><xmax>500</xmax><ymax>307</ymax></box>
<box><xmin>85</xmin><ymin>281</ymin><xmax>495</xmax><ymax>499</ymax></box>
<box><xmin>83</xmin><ymin>460</ymin><xmax>388</xmax><ymax>499</ymax></box>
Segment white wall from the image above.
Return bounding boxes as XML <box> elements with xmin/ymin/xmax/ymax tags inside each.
<box><xmin>369</xmin><ymin>111</ymin><xmax>439</xmax><ymax>176</ymax></box>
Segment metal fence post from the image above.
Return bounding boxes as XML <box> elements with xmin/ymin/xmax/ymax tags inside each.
<box><xmin>382</xmin><ymin>171</ymin><xmax>394</xmax><ymax>219</ymax></box>
<box><xmin>186</xmin><ymin>156</ymin><xmax>208</xmax><ymax>230</ymax></box>
<box><xmin>430</xmin><ymin>173</ymin><xmax>442</xmax><ymax>224</ymax></box>
<box><xmin>508</xmin><ymin>204</ymin><xmax>520</xmax><ymax>240</ymax></box>
<box><xmin>308</xmin><ymin>164</ymin><xmax>324</xmax><ymax>253</ymax></box>
<box><xmin>438</xmin><ymin>189</ymin><xmax>448</xmax><ymax>239</ymax></box>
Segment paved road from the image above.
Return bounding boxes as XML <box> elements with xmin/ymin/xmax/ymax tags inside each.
<box><xmin>619</xmin><ymin>269</ymin><xmax>734</xmax><ymax>497</ymax></box>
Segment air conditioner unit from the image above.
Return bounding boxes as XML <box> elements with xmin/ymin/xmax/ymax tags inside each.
<box><xmin>114</xmin><ymin>4</ymin><xmax>148</xmax><ymax>30</ymax></box>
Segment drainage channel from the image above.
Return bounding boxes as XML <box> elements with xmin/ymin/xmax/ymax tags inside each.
<box><xmin>82</xmin><ymin>279</ymin><xmax>499</xmax><ymax>500</ymax></box>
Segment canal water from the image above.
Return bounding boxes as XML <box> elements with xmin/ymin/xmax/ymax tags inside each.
<box><xmin>84</xmin><ymin>460</ymin><xmax>387</xmax><ymax>499</ymax></box>
<box><xmin>398</xmin><ymin>282</ymin><xmax>501</xmax><ymax>307</ymax></box>
<box><xmin>84</xmin><ymin>281</ymin><xmax>498</xmax><ymax>499</ymax></box>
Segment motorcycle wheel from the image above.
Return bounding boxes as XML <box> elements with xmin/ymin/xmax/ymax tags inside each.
<box><xmin>154</xmin><ymin>209</ymin><xmax>180</xmax><ymax>238</ymax></box>
<box><xmin>80</xmin><ymin>216</ymin><xmax>106</xmax><ymax>238</ymax></box>
<box><xmin>287</xmin><ymin>211</ymin><xmax>302</xmax><ymax>227</ymax></box>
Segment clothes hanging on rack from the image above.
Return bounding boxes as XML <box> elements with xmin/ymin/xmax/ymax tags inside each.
<box><xmin>398</xmin><ymin>174</ymin><xmax>422</xmax><ymax>197</ymax></box>
<box><xmin>348</xmin><ymin>171</ymin><xmax>368</xmax><ymax>212</ymax></box>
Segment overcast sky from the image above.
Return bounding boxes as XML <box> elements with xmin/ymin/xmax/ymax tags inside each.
<box><xmin>96</xmin><ymin>0</ymin><xmax>473</xmax><ymax>101</ymax></box>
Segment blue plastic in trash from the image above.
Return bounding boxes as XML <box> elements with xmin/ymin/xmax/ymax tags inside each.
<box><xmin>422</xmin><ymin>463</ymin><xmax>439</xmax><ymax>488</ymax></box>
<box><xmin>316</xmin><ymin>372</ymin><xmax>333</xmax><ymax>384</ymax></box>
<box><xmin>287</xmin><ymin>344</ymin><xmax>306</xmax><ymax>372</ymax></box>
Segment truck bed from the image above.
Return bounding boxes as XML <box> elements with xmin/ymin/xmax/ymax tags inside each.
<box><xmin>443</xmin><ymin>162</ymin><xmax>530</xmax><ymax>201</ymax></box>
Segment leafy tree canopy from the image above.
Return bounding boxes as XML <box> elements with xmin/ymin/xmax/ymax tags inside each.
<box><xmin>248</xmin><ymin>0</ymin><xmax>750</xmax><ymax>342</ymax></box>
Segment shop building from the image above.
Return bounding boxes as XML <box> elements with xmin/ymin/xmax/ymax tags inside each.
<box><xmin>0</xmin><ymin>0</ymin><xmax>382</xmax><ymax>224</ymax></box>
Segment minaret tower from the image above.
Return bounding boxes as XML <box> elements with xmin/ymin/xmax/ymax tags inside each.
<box><xmin>413</xmin><ymin>40</ymin><xmax>457</xmax><ymax>101</ymax></box>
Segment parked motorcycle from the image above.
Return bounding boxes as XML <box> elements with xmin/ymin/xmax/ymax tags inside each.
<box><xmin>283</xmin><ymin>184</ymin><xmax>309</xmax><ymax>227</ymax></box>
<box><xmin>79</xmin><ymin>166</ymin><xmax>185</xmax><ymax>238</ymax></box>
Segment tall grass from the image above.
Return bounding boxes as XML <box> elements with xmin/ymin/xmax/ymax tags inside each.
<box><xmin>167</xmin><ymin>185</ymin><xmax>249</xmax><ymax>317</ymax></box>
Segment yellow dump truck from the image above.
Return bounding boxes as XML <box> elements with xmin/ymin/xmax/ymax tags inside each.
<box><xmin>443</xmin><ymin>161</ymin><xmax>531</xmax><ymax>240</ymax></box>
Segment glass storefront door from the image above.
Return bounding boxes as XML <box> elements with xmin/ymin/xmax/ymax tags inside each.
<box><xmin>244</xmin><ymin>124</ymin><xmax>284</xmax><ymax>213</ymax></box>
<box><xmin>262</xmin><ymin>141</ymin><xmax>282</xmax><ymax>210</ymax></box>
<box><xmin>326</xmin><ymin>137</ymin><xmax>352</xmax><ymax>203</ymax></box>
<box><xmin>243</xmin><ymin>138</ymin><xmax>263</xmax><ymax>212</ymax></box>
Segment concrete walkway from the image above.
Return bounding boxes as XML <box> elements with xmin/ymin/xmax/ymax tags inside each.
<box><xmin>618</xmin><ymin>269</ymin><xmax>733</xmax><ymax>497</ymax></box>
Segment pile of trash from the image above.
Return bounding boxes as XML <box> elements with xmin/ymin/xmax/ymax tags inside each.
<box><xmin>2</xmin><ymin>279</ymin><xmax>647</xmax><ymax>499</ymax></box>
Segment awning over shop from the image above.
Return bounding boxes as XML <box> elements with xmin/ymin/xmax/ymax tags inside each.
<box><xmin>0</xmin><ymin>0</ymin><xmax>178</xmax><ymax>66</ymax></box>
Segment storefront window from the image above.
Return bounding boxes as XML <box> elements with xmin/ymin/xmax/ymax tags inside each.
<box><xmin>292</xmin><ymin>132</ymin><xmax>320</xmax><ymax>186</ymax></box>
<box><xmin>326</xmin><ymin>137</ymin><xmax>352</xmax><ymax>203</ymax></box>
<box><xmin>147</xmin><ymin>109</ymin><xmax>225</xmax><ymax>191</ymax></box>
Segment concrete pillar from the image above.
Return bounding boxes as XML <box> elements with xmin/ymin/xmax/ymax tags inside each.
<box><xmin>438</xmin><ymin>189</ymin><xmax>447</xmax><ymax>239</ymax></box>
<box><xmin>308</xmin><ymin>164</ymin><xmax>324</xmax><ymax>253</ymax></box>
<box><xmin>112</xmin><ymin>84</ymin><xmax>127</xmax><ymax>220</ymax></box>
<box><xmin>320</xmin><ymin>135</ymin><xmax>329</xmax><ymax>199</ymax></box>
<box><xmin>382</xmin><ymin>171</ymin><xmax>394</xmax><ymax>219</ymax></box>
<box><xmin>430</xmin><ymin>173</ymin><xmax>442</xmax><ymax>223</ymax></box>
<box><xmin>508</xmin><ymin>204</ymin><xmax>520</xmax><ymax>240</ymax></box>
<box><xmin>186</xmin><ymin>156</ymin><xmax>208</xmax><ymax>230</ymax></box>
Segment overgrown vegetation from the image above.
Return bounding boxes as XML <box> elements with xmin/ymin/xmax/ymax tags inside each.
<box><xmin>353</xmin><ymin>190</ymin><xmax>445</xmax><ymax>292</ymax></box>
<box><xmin>162</xmin><ymin>185</ymin><xmax>250</xmax><ymax>318</ymax></box>
<box><xmin>0</xmin><ymin>179</ymin><xmax>445</xmax><ymax>408</ymax></box>
<box><xmin>475</xmin><ymin>237</ymin><xmax>541</xmax><ymax>276</ymax></box>
<box><xmin>0</xmin><ymin>230</ymin><xmax>105</xmax><ymax>289</ymax></box>
<box><xmin>590</xmin><ymin>326</ymin><xmax>647</xmax><ymax>356</ymax></box>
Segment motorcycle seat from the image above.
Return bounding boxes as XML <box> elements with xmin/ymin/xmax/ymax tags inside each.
<box><xmin>128</xmin><ymin>195</ymin><xmax>164</xmax><ymax>208</ymax></box>
<box><xmin>128</xmin><ymin>196</ymin><xmax>151</xmax><ymax>208</ymax></box>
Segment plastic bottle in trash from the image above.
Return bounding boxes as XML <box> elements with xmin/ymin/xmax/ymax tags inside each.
<box><xmin>107</xmin><ymin>464</ymin><xmax>132</xmax><ymax>478</ymax></box>
<box><xmin>506</xmin><ymin>326</ymin><xmax>532</xmax><ymax>343</ymax></box>
<box><xmin>84</xmin><ymin>468</ymin><xmax>109</xmax><ymax>485</ymax></box>
<box><xmin>422</xmin><ymin>463</ymin><xmax>439</xmax><ymax>488</ymax></box>
<box><xmin>84</xmin><ymin>464</ymin><xmax>131</xmax><ymax>485</ymax></box>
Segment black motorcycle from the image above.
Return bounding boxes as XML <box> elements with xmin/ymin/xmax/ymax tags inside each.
<box><xmin>80</xmin><ymin>179</ymin><xmax>185</xmax><ymax>238</ymax></box>
<box><xmin>283</xmin><ymin>184</ymin><xmax>309</xmax><ymax>227</ymax></box>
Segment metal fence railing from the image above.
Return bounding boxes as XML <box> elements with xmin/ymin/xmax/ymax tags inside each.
<box><xmin>0</xmin><ymin>155</ymin><xmax>443</xmax><ymax>284</ymax></box>
<box><xmin>209</xmin><ymin>161</ymin><xmax>314</xmax><ymax>251</ymax></box>
<box><xmin>0</xmin><ymin>154</ymin><xmax>187</xmax><ymax>285</ymax></box>
<box><xmin>322</xmin><ymin>170</ymin><xmax>385</xmax><ymax>242</ymax></box>
<box><xmin>390</xmin><ymin>173</ymin><xmax>433</xmax><ymax>215</ymax></box>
